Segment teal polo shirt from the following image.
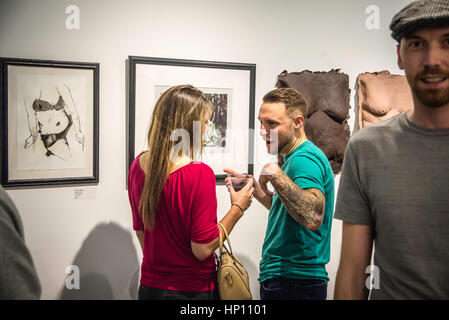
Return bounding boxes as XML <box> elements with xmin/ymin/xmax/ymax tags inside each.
<box><xmin>258</xmin><ymin>141</ymin><xmax>335</xmax><ymax>282</ymax></box>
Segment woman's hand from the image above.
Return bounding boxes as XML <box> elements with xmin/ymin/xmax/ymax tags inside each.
<box><xmin>224</xmin><ymin>171</ymin><xmax>254</xmax><ymax>213</ymax></box>
<box><xmin>224</xmin><ymin>168</ymin><xmax>271</xmax><ymax>204</ymax></box>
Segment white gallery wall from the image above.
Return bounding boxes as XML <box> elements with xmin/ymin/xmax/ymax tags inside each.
<box><xmin>0</xmin><ymin>0</ymin><xmax>412</xmax><ymax>299</ymax></box>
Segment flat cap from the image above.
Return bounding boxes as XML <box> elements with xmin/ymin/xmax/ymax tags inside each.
<box><xmin>390</xmin><ymin>0</ymin><xmax>449</xmax><ymax>42</ymax></box>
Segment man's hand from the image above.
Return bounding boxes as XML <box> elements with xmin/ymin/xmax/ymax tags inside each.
<box><xmin>258</xmin><ymin>162</ymin><xmax>280</xmax><ymax>197</ymax></box>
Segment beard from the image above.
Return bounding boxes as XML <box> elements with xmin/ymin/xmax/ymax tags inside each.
<box><xmin>414</xmin><ymin>85</ymin><xmax>449</xmax><ymax>108</ymax></box>
<box><xmin>411</xmin><ymin>67</ymin><xmax>449</xmax><ymax>108</ymax></box>
<box><xmin>266</xmin><ymin>134</ymin><xmax>294</xmax><ymax>155</ymax></box>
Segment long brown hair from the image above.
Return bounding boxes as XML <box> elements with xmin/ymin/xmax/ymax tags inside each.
<box><xmin>139</xmin><ymin>85</ymin><xmax>212</xmax><ymax>230</ymax></box>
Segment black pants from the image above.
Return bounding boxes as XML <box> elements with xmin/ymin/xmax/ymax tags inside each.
<box><xmin>138</xmin><ymin>284</ymin><xmax>218</xmax><ymax>300</ymax></box>
<box><xmin>260</xmin><ymin>277</ymin><xmax>327</xmax><ymax>300</ymax></box>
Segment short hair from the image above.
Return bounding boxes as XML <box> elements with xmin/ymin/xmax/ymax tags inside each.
<box><xmin>262</xmin><ymin>88</ymin><xmax>308</xmax><ymax>118</ymax></box>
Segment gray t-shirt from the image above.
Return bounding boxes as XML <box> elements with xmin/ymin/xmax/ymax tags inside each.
<box><xmin>0</xmin><ymin>186</ymin><xmax>41</xmax><ymax>299</ymax></box>
<box><xmin>334</xmin><ymin>111</ymin><xmax>449</xmax><ymax>299</ymax></box>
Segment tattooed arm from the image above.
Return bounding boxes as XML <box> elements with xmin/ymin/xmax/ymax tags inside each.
<box><xmin>259</xmin><ymin>163</ymin><xmax>325</xmax><ymax>231</ymax></box>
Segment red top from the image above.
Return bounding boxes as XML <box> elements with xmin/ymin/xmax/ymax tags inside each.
<box><xmin>128</xmin><ymin>153</ymin><xmax>219</xmax><ymax>292</ymax></box>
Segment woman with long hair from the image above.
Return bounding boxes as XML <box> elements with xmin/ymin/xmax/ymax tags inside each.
<box><xmin>128</xmin><ymin>85</ymin><xmax>254</xmax><ymax>300</ymax></box>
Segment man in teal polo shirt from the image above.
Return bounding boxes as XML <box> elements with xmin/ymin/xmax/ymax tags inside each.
<box><xmin>227</xmin><ymin>87</ymin><xmax>334</xmax><ymax>300</ymax></box>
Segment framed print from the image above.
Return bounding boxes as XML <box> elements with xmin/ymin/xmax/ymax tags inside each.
<box><xmin>128</xmin><ymin>56</ymin><xmax>256</xmax><ymax>183</ymax></box>
<box><xmin>1</xmin><ymin>58</ymin><xmax>99</xmax><ymax>187</ymax></box>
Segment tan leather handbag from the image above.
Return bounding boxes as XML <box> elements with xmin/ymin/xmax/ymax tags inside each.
<box><xmin>216</xmin><ymin>223</ymin><xmax>252</xmax><ymax>300</ymax></box>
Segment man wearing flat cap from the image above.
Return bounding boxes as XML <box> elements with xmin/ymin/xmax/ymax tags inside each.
<box><xmin>334</xmin><ymin>0</ymin><xmax>449</xmax><ymax>299</ymax></box>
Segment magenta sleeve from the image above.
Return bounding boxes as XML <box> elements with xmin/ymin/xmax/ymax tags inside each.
<box><xmin>127</xmin><ymin>156</ymin><xmax>144</xmax><ymax>231</ymax></box>
<box><xmin>190</xmin><ymin>164</ymin><xmax>220</xmax><ymax>244</ymax></box>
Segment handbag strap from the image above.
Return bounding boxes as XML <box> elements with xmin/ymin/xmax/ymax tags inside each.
<box><xmin>217</xmin><ymin>223</ymin><xmax>224</xmax><ymax>254</ymax></box>
<box><xmin>217</xmin><ymin>223</ymin><xmax>233</xmax><ymax>256</ymax></box>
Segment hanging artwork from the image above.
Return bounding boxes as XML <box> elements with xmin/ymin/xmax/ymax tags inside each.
<box><xmin>154</xmin><ymin>85</ymin><xmax>232</xmax><ymax>148</ymax></box>
<box><xmin>356</xmin><ymin>71</ymin><xmax>413</xmax><ymax>128</ymax></box>
<box><xmin>276</xmin><ymin>69</ymin><xmax>351</xmax><ymax>174</ymax></box>
<box><xmin>0</xmin><ymin>58</ymin><xmax>99</xmax><ymax>187</ymax></box>
<box><xmin>203</xmin><ymin>89</ymin><xmax>231</xmax><ymax>148</ymax></box>
<box><xmin>128</xmin><ymin>56</ymin><xmax>256</xmax><ymax>183</ymax></box>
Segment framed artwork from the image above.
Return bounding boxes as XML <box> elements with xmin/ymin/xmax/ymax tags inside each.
<box><xmin>0</xmin><ymin>58</ymin><xmax>99</xmax><ymax>187</ymax></box>
<box><xmin>128</xmin><ymin>56</ymin><xmax>256</xmax><ymax>183</ymax></box>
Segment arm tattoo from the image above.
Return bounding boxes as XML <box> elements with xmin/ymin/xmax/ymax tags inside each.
<box><xmin>271</xmin><ymin>169</ymin><xmax>325</xmax><ymax>228</ymax></box>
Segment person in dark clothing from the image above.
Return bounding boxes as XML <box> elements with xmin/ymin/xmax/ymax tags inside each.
<box><xmin>0</xmin><ymin>186</ymin><xmax>41</xmax><ymax>299</ymax></box>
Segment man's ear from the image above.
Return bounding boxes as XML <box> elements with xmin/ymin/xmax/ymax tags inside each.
<box><xmin>293</xmin><ymin>114</ymin><xmax>305</xmax><ymax>129</ymax></box>
<box><xmin>397</xmin><ymin>43</ymin><xmax>404</xmax><ymax>70</ymax></box>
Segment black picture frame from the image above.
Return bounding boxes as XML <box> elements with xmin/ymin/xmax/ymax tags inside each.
<box><xmin>0</xmin><ymin>57</ymin><xmax>99</xmax><ymax>188</ymax></box>
<box><xmin>127</xmin><ymin>56</ymin><xmax>256</xmax><ymax>184</ymax></box>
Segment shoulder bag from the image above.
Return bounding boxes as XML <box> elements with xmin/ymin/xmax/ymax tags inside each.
<box><xmin>216</xmin><ymin>223</ymin><xmax>252</xmax><ymax>300</ymax></box>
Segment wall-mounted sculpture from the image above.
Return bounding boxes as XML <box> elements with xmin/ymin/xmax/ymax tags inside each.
<box><xmin>276</xmin><ymin>70</ymin><xmax>351</xmax><ymax>174</ymax></box>
<box><xmin>356</xmin><ymin>71</ymin><xmax>413</xmax><ymax>128</ymax></box>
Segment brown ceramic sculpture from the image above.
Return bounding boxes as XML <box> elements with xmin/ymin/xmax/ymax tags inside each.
<box><xmin>357</xmin><ymin>71</ymin><xmax>413</xmax><ymax>128</ymax></box>
<box><xmin>276</xmin><ymin>70</ymin><xmax>351</xmax><ymax>174</ymax></box>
